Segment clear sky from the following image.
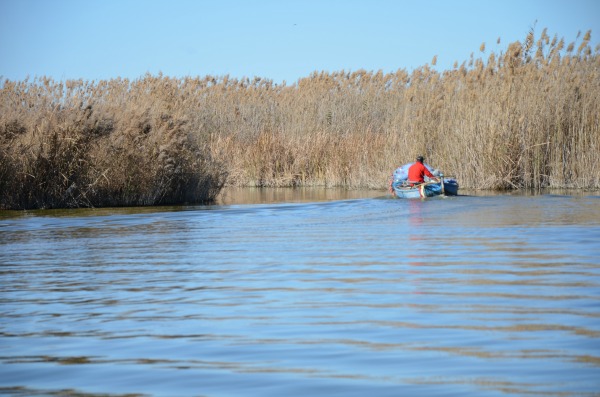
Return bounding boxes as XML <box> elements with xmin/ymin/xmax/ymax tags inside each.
<box><xmin>1</xmin><ymin>0</ymin><xmax>598</xmax><ymax>84</ymax></box>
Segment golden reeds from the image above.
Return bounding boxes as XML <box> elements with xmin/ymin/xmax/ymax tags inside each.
<box><xmin>0</xmin><ymin>76</ymin><xmax>227</xmax><ymax>209</ymax></box>
<box><xmin>1</xmin><ymin>28</ymin><xmax>598</xmax><ymax>209</ymax></box>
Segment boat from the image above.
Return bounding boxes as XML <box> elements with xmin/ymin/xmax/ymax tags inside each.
<box><xmin>390</xmin><ymin>178</ymin><xmax>459</xmax><ymax>198</ymax></box>
<box><xmin>389</xmin><ymin>163</ymin><xmax>459</xmax><ymax>199</ymax></box>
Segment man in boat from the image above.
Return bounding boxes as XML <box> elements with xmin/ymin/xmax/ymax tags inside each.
<box><xmin>408</xmin><ymin>155</ymin><xmax>439</xmax><ymax>186</ymax></box>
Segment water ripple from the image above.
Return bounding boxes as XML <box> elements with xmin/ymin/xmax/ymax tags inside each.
<box><xmin>1</xmin><ymin>194</ymin><xmax>600</xmax><ymax>396</ymax></box>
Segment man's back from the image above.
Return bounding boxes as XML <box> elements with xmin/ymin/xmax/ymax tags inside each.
<box><xmin>408</xmin><ymin>162</ymin><xmax>431</xmax><ymax>183</ymax></box>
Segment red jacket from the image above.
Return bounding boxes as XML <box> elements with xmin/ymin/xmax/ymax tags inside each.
<box><xmin>408</xmin><ymin>162</ymin><xmax>434</xmax><ymax>184</ymax></box>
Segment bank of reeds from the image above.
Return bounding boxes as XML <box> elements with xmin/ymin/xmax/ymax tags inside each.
<box><xmin>1</xmin><ymin>28</ymin><xmax>599</xmax><ymax>209</ymax></box>
<box><xmin>0</xmin><ymin>76</ymin><xmax>227</xmax><ymax>209</ymax></box>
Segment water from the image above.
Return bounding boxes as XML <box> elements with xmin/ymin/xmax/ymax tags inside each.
<box><xmin>1</xmin><ymin>189</ymin><xmax>600</xmax><ymax>396</ymax></box>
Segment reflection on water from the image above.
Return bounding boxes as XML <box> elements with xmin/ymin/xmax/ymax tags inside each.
<box><xmin>1</xmin><ymin>189</ymin><xmax>599</xmax><ymax>396</ymax></box>
<box><xmin>217</xmin><ymin>186</ymin><xmax>385</xmax><ymax>204</ymax></box>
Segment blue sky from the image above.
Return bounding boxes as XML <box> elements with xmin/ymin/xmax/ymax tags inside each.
<box><xmin>1</xmin><ymin>0</ymin><xmax>598</xmax><ymax>84</ymax></box>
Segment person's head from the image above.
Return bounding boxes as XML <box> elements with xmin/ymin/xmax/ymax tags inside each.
<box><xmin>416</xmin><ymin>155</ymin><xmax>424</xmax><ymax>163</ymax></box>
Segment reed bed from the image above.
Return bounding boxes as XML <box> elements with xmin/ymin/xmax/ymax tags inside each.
<box><xmin>0</xmin><ymin>76</ymin><xmax>227</xmax><ymax>209</ymax></box>
<box><xmin>1</xmin><ymin>28</ymin><xmax>599</xmax><ymax>209</ymax></box>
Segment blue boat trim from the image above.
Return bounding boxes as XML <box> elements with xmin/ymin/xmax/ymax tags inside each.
<box><xmin>391</xmin><ymin>179</ymin><xmax>458</xmax><ymax>198</ymax></box>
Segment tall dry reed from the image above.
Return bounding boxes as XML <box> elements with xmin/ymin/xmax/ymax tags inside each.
<box><xmin>1</xmin><ymin>28</ymin><xmax>598</xmax><ymax>209</ymax></box>
<box><xmin>0</xmin><ymin>75</ymin><xmax>227</xmax><ymax>209</ymax></box>
<box><xmin>209</xmin><ymin>28</ymin><xmax>598</xmax><ymax>190</ymax></box>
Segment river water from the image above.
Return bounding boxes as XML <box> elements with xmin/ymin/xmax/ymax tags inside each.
<box><xmin>1</xmin><ymin>188</ymin><xmax>599</xmax><ymax>396</ymax></box>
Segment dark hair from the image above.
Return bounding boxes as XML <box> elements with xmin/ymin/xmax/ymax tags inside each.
<box><xmin>416</xmin><ymin>155</ymin><xmax>424</xmax><ymax>162</ymax></box>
